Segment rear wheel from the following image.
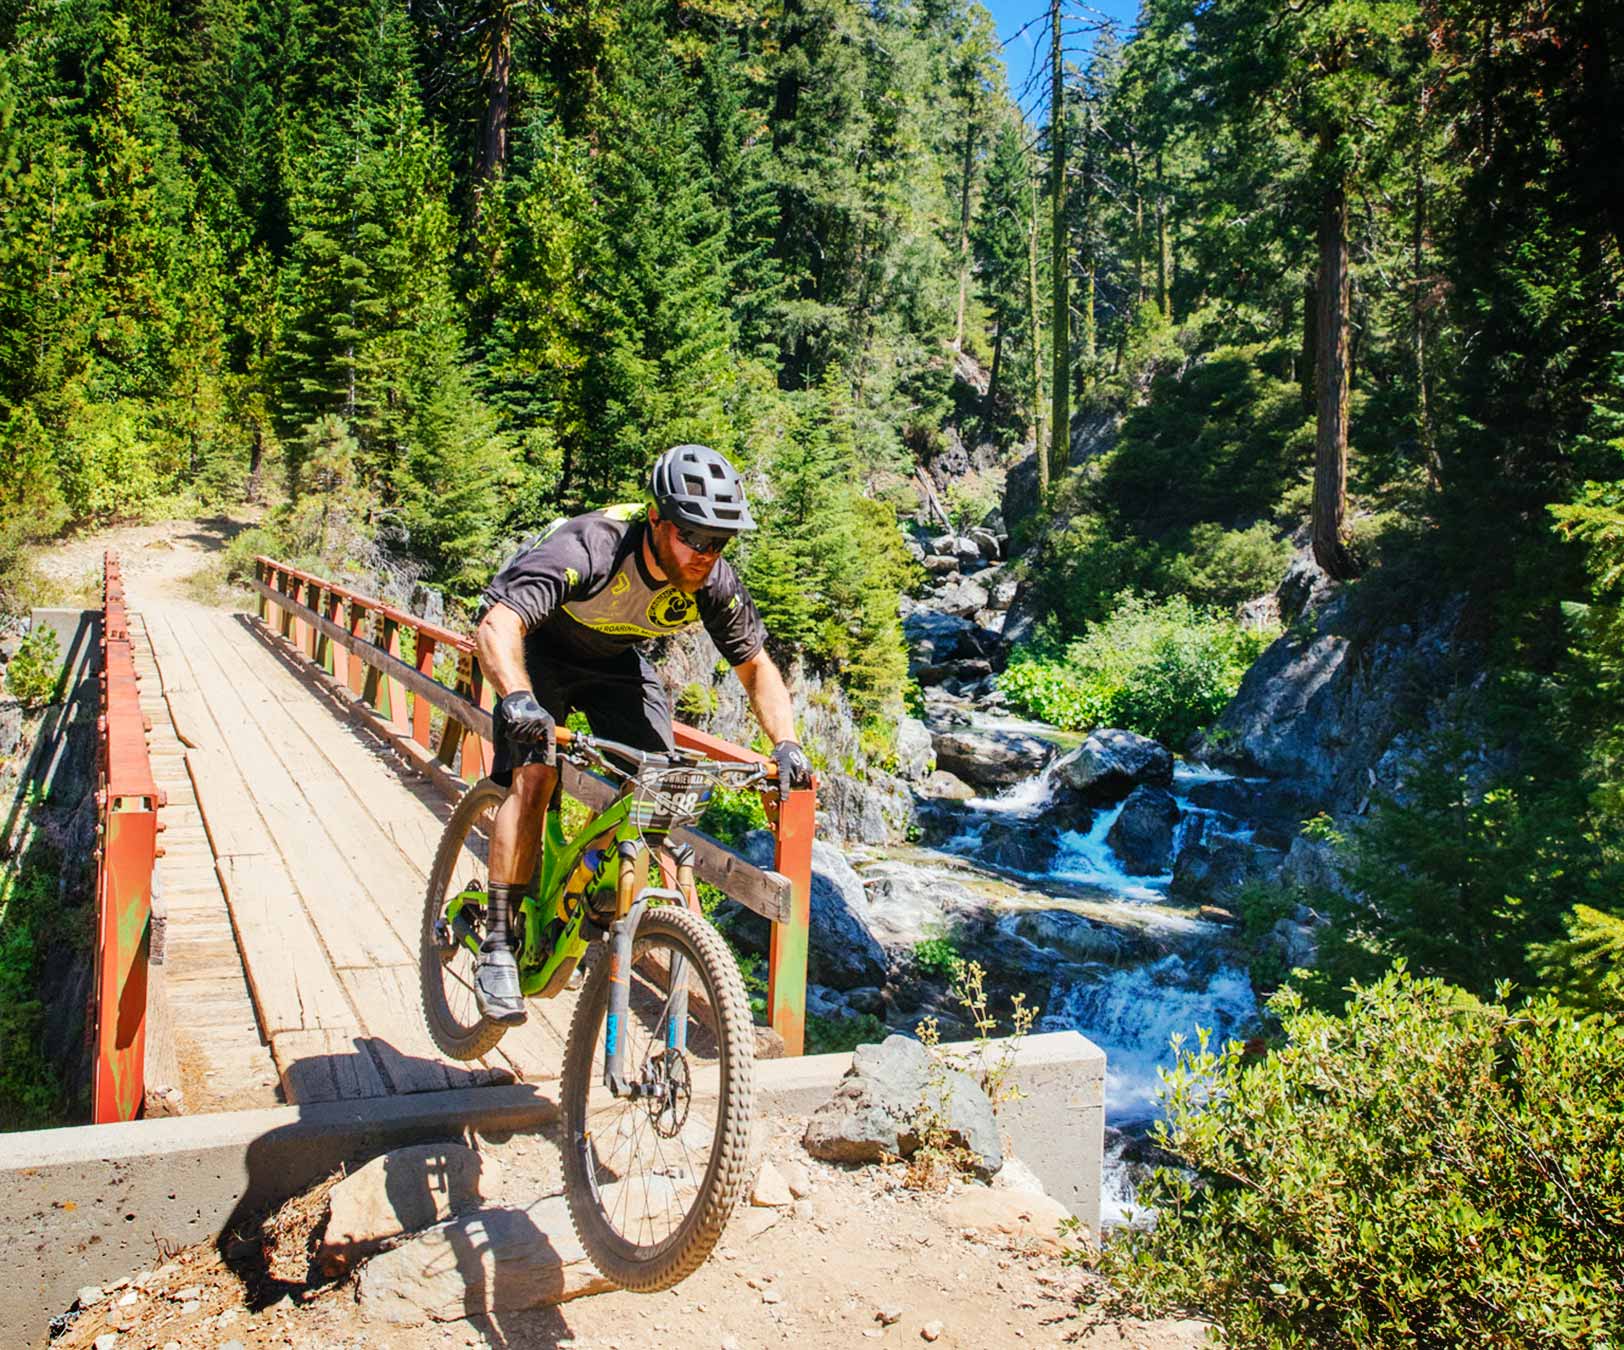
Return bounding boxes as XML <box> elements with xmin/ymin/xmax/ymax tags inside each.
<box><xmin>560</xmin><ymin>904</ymin><xmax>755</xmax><ymax>1291</ymax></box>
<box><xmin>420</xmin><ymin>776</ymin><xmax>511</xmax><ymax>1061</ymax></box>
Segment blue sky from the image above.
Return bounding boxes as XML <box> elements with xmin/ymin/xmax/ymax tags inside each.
<box><xmin>980</xmin><ymin>0</ymin><xmax>1142</xmax><ymax>116</ymax></box>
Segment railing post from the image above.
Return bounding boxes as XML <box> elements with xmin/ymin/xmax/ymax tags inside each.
<box><xmin>380</xmin><ymin>617</ymin><xmax>409</xmax><ymax>732</ymax></box>
<box><xmin>413</xmin><ymin>633</ymin><xmax>437</xmax><ymax>748</ymax></box>
<box><xmin>768</xmin><ymin>784</ymin><xmax>814</xmax><ymax>1056</ymax></box>
<box><xmin>303</xmin><ymin>580</ymin><xmax>320</xmax><ymax>662</ymax></box>
<box><xmin>255</xmin><ymin>559</ymin><xmax>268</xmax><ymax>623</ymax></box>
<box><xmin>278</xmin><ymin>568</ymin><xmax>294</xmax><ymax>639</ymax></box>
<box><xmin>467</xmin><ymin>657</ymin><xmax>494</xmax><ymax>780</ymax></box>
<box><xmin>346</xmin><ymin>600</ymin><xmax>367</xmax><ymax>695</ymax></box>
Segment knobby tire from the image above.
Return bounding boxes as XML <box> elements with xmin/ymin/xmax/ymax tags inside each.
<box><xmin>420</xmin><ymin>776</ymin><xmax>511</xmax><ymax>1061</ymax></box>
<box><xmin>560</xmin><ymin>904</ymin><xmax>755</xmax><ymax>1291</ymax></box>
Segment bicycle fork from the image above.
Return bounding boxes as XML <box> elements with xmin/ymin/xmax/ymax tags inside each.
<box><xmin>601</xmin><ymin>841</ymin><xmax>697</xmax><ymax>1098</ymax></box>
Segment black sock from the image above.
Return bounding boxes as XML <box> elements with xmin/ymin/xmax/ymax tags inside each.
<box><xmin>484</xmin><ymin>881</ymin><xmax>524</xmax><ymax>951</ymax></box>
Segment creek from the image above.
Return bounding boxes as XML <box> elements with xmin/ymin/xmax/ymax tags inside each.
<box><xmin>888</xmin><ymin>721</ymin><xmax>1263</xmax><ymax>1226</ymax></box>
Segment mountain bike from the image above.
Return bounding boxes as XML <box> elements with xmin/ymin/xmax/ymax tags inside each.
<box><xmin>419</xmin><ymin>726</ymin><xmax>772</xmax><ymax>1290</ymax></box>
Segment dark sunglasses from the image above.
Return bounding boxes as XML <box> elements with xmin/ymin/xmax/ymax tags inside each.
<box><xmin>671</xmin><ymin>523</ymin><xmax>730</xmax><ymax>556</ymax></box>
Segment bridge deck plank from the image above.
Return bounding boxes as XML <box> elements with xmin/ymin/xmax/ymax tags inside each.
<box><xmin>130</xmin><ymin>611</ymin><xmax>279</xmax><ymax>1114</ymax></box>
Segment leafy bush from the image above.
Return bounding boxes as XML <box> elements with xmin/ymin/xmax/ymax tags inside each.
<box><xmin>674</xmin><ymin>680</ymin><xmax>718</xmax><ymax>722</ymax></box>
<box><xmin>0</xmin><ymin>847</ymin><xmax>69</xmax><ymax>1127</ymax></box>
<box><xmin>912</xmin><ymin>932</ymin><xmax>964</xmax><ymax>979</ymax></box>
<box><xmin>5</xmin><ymin>625</ymin><xmax>62</xmax><ymax>707</ymax></box>
<box><xmin>1307</xmin><ymin>749</ymin><xmax>1620</xmax><ymax>1004</ymax></box>
<box><xmin>1159</xmin><ymin>522</ymin><xmax>1292</xmax><ymax>609</ymax></box>
<box><xmin>806</xmin><ymin>1011</ymin><xmax>889</xmax><ymax>1055</ymax></box>
<box><xmin>698</xmin><ymin>786</ymin><xmax>768</xmax><ymax>847</ymax></box>
<box><xmin>1104</xmin><ymin>970</ymin><xmax>1624</xmax><ymax>1348</ymax></box>
<box><xmin>999</xmin><ymin>594</ymin><xmax>1273</xmax><ymax>746</ymax></box>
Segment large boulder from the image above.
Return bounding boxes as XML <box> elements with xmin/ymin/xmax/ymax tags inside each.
<box><xmin>817</xmin><ymin>771</ymin><xmax>913</xmax><ymax>846</ymax></box>
<box><xmin>1054</xmin><ymin>729</ymin><xmax>1173</xmax><ymax>803</ymax></box>
<box><xmin>1005</xmin><ymin>910</ymin><xmax>1147</xmax><ymax>965</ymax></box>
<box><xmin>1191</xmin><ymin>580</ymin><xmax>1489</xmax><ymax>815</ymax></box>
<box><xmin>933</xmin><ymin>575</ymin><xmax>991</xmax><ymax>619</ymax></box>
<box><xmin>931</xmin><ymin>727</ymin><xmax>1053</xmax><ymax>791</ymax></box>
<box><xmin>893</xmin><ymin>716</ymin><xmax>936</xmax><ymax>782</ymax></box>
<box><xmin>968</xmin><ymin>527</ymin><xmax>1002</xmax><ymax>561</ymax></box>
<box><xmin>1169</xmin><ymin>836</ymin><xmax>1285</xmax><ymax>906</ymax></box>
<box><xmin>922</xmin><ymin>554</ymin><xmax>958</xmax><ymax>576</ymax></box>
<box><xmin>917</xmin><ymin>768</ymin><xmax>976</xmax><ymax>801</ymax></box>
<box><xmin>732</xmin><ymin>833</ymin><xmax>889</xmax><ymax>989</ymax></box>
<box><xmin>356</xmin><ymin>1193</ymin><xmax>611</xmax><ymax>1323</ymax></box>
<box><xmin>1105</xmin><ymin>786</ymin><xmax>1180</xmax><ymax>876</ymax></box>
<box><xmin>803</xmin><ymin>1035</ymin><xmax>1003</xmax><ymax>1176</ymax></box>
<box><xmin>977</xmin><ymin>818</ymin><xmax>1059</xmax><ymax>874</ymax></box>
<box><xmin>904</xmin><ymin>611</ymin><xmax>981</xmax><ymax>666</ymax></box>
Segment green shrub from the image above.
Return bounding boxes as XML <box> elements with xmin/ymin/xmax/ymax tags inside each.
<box><xmin>1104</xmin><ymin>970</ymin><xmax>1624</xmax><ymax>1347</ymax></box>
<box><xmin>913</xmin><ymin>932</ymin><xmax>964</xmax><ymax>979</ymax></box>
<box><xmin>1159</xmin><ymin>522</ymin><xmax>1293</xmax><ymax>609</ymax></box>
<box><xmin>1309</xmin><ymin>749</ymin><xmax>1619</xmax><ymax>1005</ymax></box>
<box><xmin>996</xmin><ymin>653</ymin><xmax>1113</xmax><ymax>731</ymax></box>
<box><xmin>674</xmin><ymin>680</ymin><xmax>718</xmax><ymax>722</ymax></box>
<box><xmin>806</xmin><ymin>1011</ymin><xmax>889</xmax><ymax>1055</ymax></box>
<box><xmin>0</xmin><ymin>848</ymin><xmax>69</xmax><ymax>1127</ymax></box>
<box><xmin>698</xmin><ymin>786</ymin><xmax>768</xmax><ymax>847</ymax></box>
<box><xmin>5</xmin><ymin>625</ymin><xmax>62</xmax><ymax>708</ymax></box>
<box><xmin>999</xmin><ymin>593</ymin><xmax>1273</xmax><ymax>746</ymax></box>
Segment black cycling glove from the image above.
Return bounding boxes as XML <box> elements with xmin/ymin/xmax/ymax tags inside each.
<box><xmin>499</xmin><ymin>690</ymin><xmax>556</xmax><ymax>764</ymax></box>
<box><xmin>772</xmin><ymin>739</ymin><xmax>814</xmax><ymax>790</ymax></box>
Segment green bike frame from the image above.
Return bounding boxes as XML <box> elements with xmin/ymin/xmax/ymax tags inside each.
<box><xmin>442</xmin><ymin>791</ymin><xmax>643</xmax><ymax>998</ymax></box>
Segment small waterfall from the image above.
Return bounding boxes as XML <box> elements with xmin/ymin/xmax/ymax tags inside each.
<box><xmin>1042</xmin><ymin>955</ymin><xmax>1257</xmax><ymax>1116</ymax></box>
<box><xmin>965</xmin><ymin>754</ymin><xmax>1065</xmax><ymax>817</ymax></box>
<box><xmin>1049</xmin><ymin>799</ymin><xmax>1171</xmax><ymax>900</ymax></box>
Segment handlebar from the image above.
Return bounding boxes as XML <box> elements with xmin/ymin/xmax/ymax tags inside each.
<box><xmin>552</xmin><ymin>725</ymin><xmax>779</xmax><ymax>782</ymax></box>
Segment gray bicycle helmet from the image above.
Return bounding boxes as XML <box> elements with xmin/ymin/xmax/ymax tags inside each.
<box><xmin>649</xmin><ymin>444</ymin><xmax>757</xmax><ymax>534</ymax></box>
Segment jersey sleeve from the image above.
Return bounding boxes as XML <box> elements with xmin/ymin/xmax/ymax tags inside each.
<box><xmin>481</xmin><ymin>516</ymin><xmax>619</xmax><ymax>630</ymax></box>
<box><xmin>697</xmin><ymin>561</ymin><xmax>768</xmax><ymax>666</ymax></box>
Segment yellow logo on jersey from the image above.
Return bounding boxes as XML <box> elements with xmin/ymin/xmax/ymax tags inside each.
<box><xmin>611</xmin><ymin>572</ymin><xmax>630</xmax><ymax>596</ymax></box>
<box><xmin>647</xmin><ymin>588</ymin><xmax>697</xmax><ymax>629</ymax></box>
<box><xmin>564</xmin><ymin>566</ymin><xmax>580</xmax><ymax>589</ymax></box>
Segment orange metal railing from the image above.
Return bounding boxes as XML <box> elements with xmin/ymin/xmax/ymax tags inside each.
<box><xmin>249</xmin><ymin>557</ymin><xmax>815</xmax><ymax>1054</ymax></box>
<box><xmin>93</xmin><ymin>552</ymin><xmax>163</xmax><ymax>1122</ymax></box>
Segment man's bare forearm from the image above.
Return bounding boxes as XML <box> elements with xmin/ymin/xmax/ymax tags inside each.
<box><xmin>475</xmin><ymin>603</ymin><xmax>533</xmax><ymax>699</ymax></box>
<box><xmin>732</xmin><ymin>649</ymin><xmax>796</xmax><ymax>745</ymax></box>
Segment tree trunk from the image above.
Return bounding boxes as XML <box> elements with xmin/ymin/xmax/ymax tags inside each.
<box><xmin>477</xmin><ymin>6</ymin><xmax>514</xmax><ymax>187</ymax></box>
<box><xmin>1080</xmin><ymin>101</ymin><xmax>1096</xmax><ymax>373</ymax></box>
<box><xmin>987</xmin><ymin>323</ymin><xmax>1005</xmax><ymax>415</ymax></box>
<box><xmin>1299</xmin><ymin>278</ymin><xmax>1316</xmax><ymax>415</ymax></box>
<box><xmin>1313</xmin><ymin>174</ymin><xmax>1360</xmax><ymax>580</ymax></box>
<box><xmin>1048</xmin><ymin>0</ymin><xmax>1069</xmax><ymax>486</ymax></box>
<box><xmin>953</xmin><ymin>122</ymin><xmax>976</xmax><ymax>351</ymax></box>
<box><xmin>1027</xmin><ymin>174</ymin><xmax>1046</xmax><ymax>496</ymax></box>
<box><xmin>247</xmin><ymin>423</ymin><xmax>264</xmax><ymax>503</ymax></box>
<box><xmin>1413</xmin><ymin>111</ymin><xmax>1438</xmax><ymax>489</ymax></box>
<box><xmin>1129</xmin><ymin>139</ymin><xmax>1144</xmax><ymax>306</ymax></box>
<box><xmin>1155</xmin><ymin>147</ymin><xmax>1169</xmax><ymax>320</ymax></box>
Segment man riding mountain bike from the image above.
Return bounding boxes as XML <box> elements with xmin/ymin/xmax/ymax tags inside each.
<box><xmin>472</xmin><ymin>443</ymin><xmax>814</xmax><ymax>1024</ymax></box>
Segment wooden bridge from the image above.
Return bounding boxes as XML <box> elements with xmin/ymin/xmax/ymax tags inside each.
<box><xmin>89</xmin><ymin>552</ymin><xmax>813</xmax><ymax>1123</ymax></box>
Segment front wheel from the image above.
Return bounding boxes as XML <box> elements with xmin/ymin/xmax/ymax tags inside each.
<box><xmin>560</xmin><ymin>904</ymin><xmax>755</xmax><ymax>1291</ymax></box>
<box><xmin>420</xmin><ymin>776</ymin><xmax>511</xmax><ymax>1061</ymax></box>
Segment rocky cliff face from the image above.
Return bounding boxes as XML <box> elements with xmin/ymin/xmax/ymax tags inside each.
<box><xmin>1193</xmin><ymin>543</ymin><xmax>1490</xmax><ymax>817</ymax></box>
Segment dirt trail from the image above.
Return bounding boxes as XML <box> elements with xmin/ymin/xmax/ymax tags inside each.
<box><xmin>50</xmin><ymin>1117</ymin><xmax>1210</xmax><ymax>1350</ymax></box>
<box><xmin>34</xmin><ymin>514</ymin><xmax>260</xmax><ymax>611</ymax></box>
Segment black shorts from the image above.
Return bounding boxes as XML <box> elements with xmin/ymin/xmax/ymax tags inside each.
<box><xmin>490</xmin><ymin>652</ymin><xmax>673</xmax><ymax>787</ymax></box>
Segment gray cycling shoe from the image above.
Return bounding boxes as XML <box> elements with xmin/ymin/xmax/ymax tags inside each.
<box><xmin>474</xmin><ymin>944</ymin><xmax>528</xmax><ymax>1025</ymax></box>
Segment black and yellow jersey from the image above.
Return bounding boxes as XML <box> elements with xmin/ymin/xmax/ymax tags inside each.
<box><xmin>480</xmin><ymin>505</ymin><xmax>767</xmax><ymax>669</ymax></box>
